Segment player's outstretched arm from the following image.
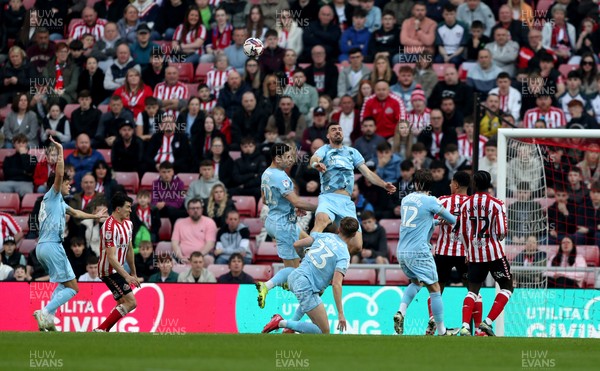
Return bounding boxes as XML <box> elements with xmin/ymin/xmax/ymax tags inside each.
<box><xmin>285</xmin><ymin>192</ymin><xmax>317</xmax><ymax>212</ymax></box>
<box><xmin>357</xmin><ymin>164</ymin><xmax>397</xmax><ymax>194</ymax></box>
<box><xmin>48</xmin><ymin>137</ymin><xmax>64</xmax><ymax>193</ymax></box>
<box><xmin>332</xmin><ymin>271</ymin><xmax>346</xmax><ymax>332</ymax></box>
<box><xmin>67</xmin><ymin>206</ymin><xmax>108</xmax><ymax>220</ymax></box>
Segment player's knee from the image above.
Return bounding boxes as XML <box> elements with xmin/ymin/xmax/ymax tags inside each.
<box><xmin>314</xmin><ymin>213</ymin><xmax>331</xmax><ymax>228</ymax></box>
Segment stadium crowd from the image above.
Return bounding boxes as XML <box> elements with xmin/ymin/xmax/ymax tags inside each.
<box><xmin>0</xmin><ymin>0</ymin><xmax>598</xmax><ymax>288</ymax></box>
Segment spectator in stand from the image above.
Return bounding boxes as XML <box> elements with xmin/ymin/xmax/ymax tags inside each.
<box><xmin>578</xmin><ymin>52</ymin><xmax>598</xmax><ymax>96</ymax></box>
<box><xmin>153</xmin><ymin>66</ymin><xmax>189</xmax><ymax>119</ymax></box>
<box><xmin>517</xmin><ymin>29</ymin><xmax>556</xmax><ymax>72</ymax></box>
<box><xmin>214</xmin><ymin>210</ymin><xmax>252</xmax><ymax>264</ymax></box>
<box><xmin>284</xmin><ymin>69</ymin><xmax>319</xmax><ymax>122</ymax></box>
<box><xmin>429</xmin><ymin>160</ymin><xmax>451</xmax><ymax>197</ymax></box>
<box><xmin>131</xmin><ymin>190</ymin><xmax>161</xmax><ymax>247</ymax></box>
<box><xmin>418</xmin><ymin>108</ymin><xmax>457</xmax><ymax>160</ymax></box>
<box><xmin>304</xmin><ymin>46</ymin><xmax>338</xmax><ymax>99</ymax></box>
<box><xmin>374</xmin><ymin>141</ymin><xmax>402</xmax><ymax>183</ymax></box>
<box><xmin>301</xmin><ymin>5</ymin><xmax>341</xmax><ymax>62</ymax></box>
<box><xmin>243</xmin><ymin>58</ymin><xmax>262</xmax><ymax>93</ymax></box>
<box><xmin>151</xmin><ymin>161</ymin><xmax>187</xmax><ymax>225</ymax></box>
<box><xmin>258</xmin><ymin>29</ymin><xmax>285</xmax><ymax>76</ymax></box>
<box><xmin>68</xmin><ymin>7</ymin><xmax>108</xmax><ymax>42</ymax></box>
<box><xmin>141</xmin><ymin>50</ymin><xmax>166</xmax><ymax>91</ymax></box>
<box><xmin>439</xmin><ymin>96</ymin><xmax>464</xmax><ymax>132</ymax></box>
<box><xmin>200</xmin><ymin>7</ymin><xmax>233</xmax><ymax>63</ymax></box>
<box><xmin>0</xmin><ymin>135</ymin><xmax>37</xmax><ymax>197</ymax></box>
<box><xmin>522</xmin><ymin>93</ymin><xmax>567</xmax><ymax>129</ymax></box>
<box><xmin>506</xmin><ymin>145</ymin><xmax>543</xmax><ymax>197</ymax></box>
<box><xmin>67</xmin><ymin>237</ymin><xmax>96</xmax><ymax>279</ymax></box>
<box><xmin>351</xmin><ymin>183</ymin><xmax>375</xmax><ymax>222</ymax></box>
<box><xmin>130</xmin><ymin>23</ymin><xmax>158</xmax><ymax>69</ymax></box>
<box><xmin>92</xmin><ymin>160</ymin><xmax>125</xmax><ymax>209</ymax></box>
<box><xmin>339</xmin><ymin>8</ymin><xmax>371</xmax><ymax>62</ymax></box>
<box><xmin>65</xmin><ymin>133</ymin><xmax>105</xmax><ymax>187</ymax></box>
<box><xmin>275</xmin><ymin>9</ymin><xmax>303</xmax><ymax>56</ymax></box>
<box><xmin>113</xmin><ymin>68</ymin><xmax>154</xmax><ymax>120</ymax></box>
<box><xmin>383</xmin><ymin>0</ymin><xmax>414</xmax><ymax>26</ymax></box>
<box><xmin>111</xmin><ymin>119</ymin><xmax>144</xmax><ymax>173</ymax></box>
<box><xmin>33</xmin><ymin>144</ymin><xmax>58</xmax><ymax>193</ymax></box>
<box><xmin>26</xmin><ymin>246</ymin><xmax>49</xmax><ymax>282</ymax></box>
<box><xmin>544</xmin><ymin>146</ymin><xmax>572</xmax><ymax>195</ymax></box>
<box><xmin>331</xmin><ymin>95</ymin><xmax>360</xmax><ymax>146</ymax></box>
<box><xmin>577</xmin><ymin>144</ymin><xmax>600</xmax><ymax>187</ymax></box>
<box><xmin>171</xmin><ymin>6</ymin><xmax>207</xmax><ymax>66</ymax></box>
<box><xmin>69</xmin><ymin>38</ymin><xmax>91</xmax><ymax>69</ymax></box>
<box><xmin>457</xmin><ymin>117</ymin><xmax>488</xmax><ymax>163</ymax></box>
<box><xmin>295</xmin><ymin>138</ymin><xmax>324</xmax><ymax>197</ymax></box>
<box><xmin>206</xmin><ymin>137</ymin><xmax>234</xmax><ymax>188</ymax></box>
<box><xmin>218</xmin><ymin>70</ymin><xmax>251</xmax><ymax>118</ymax></box>
<box><xmin>467</xmin><ymin>49</ymin><xmax>502</xmax><ymax>95</ymax></box>
<box><xmin>89</xmin><ymin>22</ymin><xmax>123</xmax><ymax>73</ymax></box>
<box><xmin>545</xmin><ymin>236</ymin><xmax>587</xmax><ymax>288</ymax></box>
<box><xmin>39</xmin><ymin>104</ymin><xmax>71</xmax><ymax>147</ymax></box>
<box><xmin>491</xmin><ymin>5</ymin><xmax>529</xmax><ymax>47</ymax></box>
<box><xmin>410</xmin><ymin>143</ymin><xmax>433</xmax><ymax>172</ymax></box>
<box><xmin>464</xmin><ymin>21</ymin><xmax>490</xmax><ymax>62</ymax></box>
<box><xmin>361</xmin><ymin>80</ymin><xmax>406</xmax><ymax>139</ymax></box>
<box><xmin>172</xmin><ymin>198</ymin><xmax>217</xmax><ymax>265</ymax></box>
<box><xmin>354</xmin><ymin>117</ymin><xmax>386</xmax><ymax>166</ymax></box>
<box><xmin>231</xmin><ymin>92</ymin><xmax>268</xmax><ymax>150</ymax></box>
<box><xmin>301</xmin><ymin>107</ymin><xmax>328</xmax><ymax>152</ymax></box>
<box><xmin>69</xmin><ymin>173</ymin><xmax>107</xmax><ymax>214</ymax></box>
<box><xmin>429</xmin><ymin>65</ymin><xmax>474</xmax><ymax>117</ymax></box>
<box><xmin>485</xmin><ymin>27</ymin><xmax>519</xmax><ymax>77</ymax></box>
<box><xmin>406</xmin><ymin>85</ymin><xmax>430</xmax><ymax>134</ymax></box>
<box><xmin>217</xmin><ymin>253</ymin><xmax>255</xmax><ymax>283</ymax></box>
<box><xmin>390</xmin><ymin>120</ymin><xmax>415</xmax><ymax>160</ymax></box>
<box><xmin>36</xmin><ymin>42</ymin><xmax>80</xmax><ymax>107</ymax></box>
<box><xmin>511</xmin><ymin>235</ymin><xmax>547</xmax><ymax>288</ymax></box>
<box><xmin>225</xmin><ymin>28</ymin><xmax>249</xmax><ymax>73</ymax></box>
<box><xmin>6</xmin><ymin>264</ymin><xmax>29</xmax><ymax>282</ymax></box>
<box><xmin>205</xmin><ymin>183</ymin><xmax>236</xmax><ymax>229</ymax></box>
<box><xmin>229</xmin><ymin>137</ymin><xmax>268</xmax><ymax>200</ymax></box>
<box><xmin>185</xmin><ymin>160</ymin><xmax>225</xmax><ymax>207</ymax></box>
<box><xmin>78</xmin><ymin>256</ymin><xmax>102</xmax><ymax>282</ymax></box>
<box><xmin>148</xmin><ymin>255</ymin><xmax>179</xmax><ymax>283</ymax></box>
<box><xmin>134</xmin><ymin>241</ymin><xmax>157</xmax><ymax>282</ymax></box>
<box><xmin>135</xmin><ymin>97</ymin><xmax>163</xmax><ymax>142</ymax></box>
<box><xmin>103</xmin><ymin>44</ymin><xmax>141</xmax><ymax>97</ymax></box>
<box><xmin>94</xmin><ymin>0</ymin><xmax>128</xmax><ymax>24</ymax></box>
<box><xmin>26</xmin><ymin>28</ymin><xmax>56</xmax><ymax>78</ymax></box>
<box><xmin>434</xmin><ymin>3</ymin><xmax>468</xmax><ymax>67</ymax></box>
<box><xmin>145</xmin><ymin>114</ymin><xmax>192</xmax><ymax>173</ymax></box>
<box><xmin>508</xmin><ymin>0</ymin><xmax>534</xmax><ymax>28</ymax></box>
<box><xmin>246</xmin><ymin>4</ymin><xmax>268</xmax><ymax>41</ymax></box>
<box><xmin>567</xmin><ymin>167</ymin><xmax>589</xmax><ymax>206</ymax></box>
<box><xmin>568</xmin><ymin>99</ymin><xmax>599</xmax><ymax>129</ymax></box>
<box><xmin>488</xmin><ymin>72</ymin><xmax>521</xmax><ymax>121</ymax></box>
<box><xmin>367</xmin><ymin>54</ymin><xmax>398</xmax><ymax>88</ymax></box>
<box><xmin>507</xmin><ymin>182</ymin><xmax>545</xmax><ymax>244</ymax></box>
<box><xmin>457</xmin><ymin>0</ymin><xmax>495</xmax><ymax>38</ymax></box>
<box><xmin>366</xmin><ymin>10</ymin><xmax>400</xmax><ymax>63</ymax></box>
<box><xmin>0</xmin><ymin>211</ymin><xmax>22</xmax><ymax>245</ymax></box>
<box><xmin>191</xmin><ymin>114</ymin><xmax>226</xmax><ymax>163</ymax></box>
<box><xmin>400</xmin><ymin>1</ymin><xmax>436</xmax><ymax>56</ymax></box>
<box><xmin>1</xmin><ymin>236</ymin><xmax>26</xmax><ymax>269</ymax></box>
<box><xmin>478</xmin><ymin>93</ymin><xmax>502</xmax><ymax>138</ymax></box>
<box><xmin>77</xmin><ymin>57</ymin><xmax>108</xmax><ymax>107</ymax></box>
<box><xmin>154</xmin><ymin>0</ymin><xmax>187</xmax><ymax>41</ymax></box>
<box><xmin>281</xmin><ymin>49</ymin><xmax>299</xmax><ymax>87</ymax></box>
<box><xmin>265</xmin><ymin>95</ymin><xmax>307</xmax><ymax>144</ymax></box>
<box><xmin>443</xmin><ymin>144</ymin><xmax>469</xmax><ymax>180</ymax></box>
<box><xmin>338</xmin><ymin>48</ymin><xmax>371</xmax><ymax>98</ymax></box>
<box><xmin>133</xmin><ymin>0</ymin><xmax>161</xmax><ymax>33</ymax></box>
<box><xmin>355</xmin><ymin>80</ymin><xmax>374</xmax><ymax>109</ymax></box>
<box><xmin>0</xmin><ymin>46</ymin><xmax>32</xmax><ymax>107</ymax></box>
<box><xmin>259</xmin><ymin>74</ymin><xmax>280</xmax><ymax>116</ymax></box>
<box><xmin>212</xmin><ymin>107</ymin><xmax>232</xmax><ymax>144</ymax></box>
<box><xmin>359</xmin><ymin>0</ymin><xmax>382</xmax><ymax>32</ymax></box>
<box><xmin>558</xmin><ymin>71</ymin><xmax>588</xmax><ymax>122</ymax></box>
<box><xmin>178</xmin><ymin>252</ymin><xmax>217</xmax><ymax>283</ymax></box>
<box><xmin>548</xmin><ymin>187</ymin><xmax>577</xmax><ymax>244</ymax></box>
<box><xmin>395</xmin><ymin>159</ymin><xmax>416</xmax><ymax>207</ymax></box>
<box><xmin>95</xmin><ymin>95</ymin><xmax>135</xmax><ymax>148</ymax></box>
<box><xmin>541</xmin><ymin>5</ymin><xmax>576</xmax><ymax>65</ymax></box>
<box><xmin>117</xmin><ymin>4</ymin><xmax>141</xmax><ymax>44</ymax></box>
<box><xmin>198</xmin><ymin>85</ymin><xmax>218</xmax><ymax>115</ymax></box>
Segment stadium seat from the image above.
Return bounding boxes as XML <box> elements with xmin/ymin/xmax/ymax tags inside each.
<box><xmin>0</xmin><ymin>193</ymin><xmax>20</xmax><ymax>214</ymax></box>
<box><xmin>580</xmin><ymin>246</ymin><xmax>599</xmax><ymax>267</ymax></box>
<box><xmin>128</xmin><ymin>194</ymin><xmax>137</xmax><ymax>204</ymax></box>
<box><xmin>177</xmin><ymin>173</ymin><xmax>199</xmax><ymax>189</ymax></box>
<box><xmin>558</xmin><ymin>64</ymin><xmax>579</xmax><ymax>78</ymax></box>
<box><xmin>64</xmin><ymin>104</ymin><xmax>79</xmax><ymax>120</ymax></box>
<box><xmin>242</xmin><ymin>218</ymin><xmax>263</xmax><ymax>238</ymax></box>
<box><xmin>140</xmin><ymin>172</ymin><xmax>159</xmax><ymax>190</ymax></box>
<box><xmin>155</xmin><ymin>242</ymin><xmax>172</xmax><ymax>255</ymax></box>
<box><xmin>158</xmin><ymin>218</ymin><xmax>172</xmax><ymax>241</ymax></box>
<box><xmin>207</xmin><ymin>264</ymin><xmax>229</xmax><ymax>279</ymax></box>
<box><xmin>23</xmin><ymin>0</ymin><xmax>36</xmax><ymax>9</ymax></box>
<box><xmin>97</xmin><ymin>104</ymin><xmax>109</xmax><ymax>113</ymax></box>
<box><xmin>243</xmin><ymin>264</ymin><xmax>272</xmax><ymax>281</ymax></box>
<box><xmin>232</xmin><ymin>196</ymin><xmax>256</xmax><ymax>217</ymax></box>
<box><xmin>87</xmin><ymin>0</ymin><xmax>100</xmax><ymax>7</ymax></box>
<box><xmin>383</xmin><ymin>268</ymin><xmax>410</xmax><ymax>286</ymax></box>
<box><xmin>387</xmin><ymin>240</ymin><xmax>398</xmax><ymax>263</ymax></box>
<box><xmin>539</xmin><ymin>245</ymin><xmax>559</xmax><ymax>259</ymax></box>
<box><xmin>20</xmin><ymin>193</ymin><xmax>42</xmax><ymax>215</ymax></box>
<box><xmin>254</xmin><ymin>242</ymin><xmax>278</xmax><ymax>263</ymax></box>
<box><xmin>186</xmin><ymin>83</ymin><xmax>200</xmax><ymax>97</ymax></box>
<box><xmin>169</xmin><ymin>62</ymin><xmax>195</xmax><ymax>82</ymax></box>
<box><xmin>0</xmin><ymin>105</ymin><xmax>12</xmax><ymax>122</ymax></box>
<box><xmin>344</xmin><ymin>268</ymin><xmax>377</xmax><ymax>285</ymax></box>
<box><xmin>172</xmin><ymin>264</ymin><xmax>189</xmax><ymax>274</ymax></box>
<box><xmin>18</xmin><ymin>239</ymin><xmax>37</xmax><ymax>256</ymax></box>
<box><xmin>230</xmin><ymin>151</ymin><xmax>241</xmax><ymax>160</ymax></box>
<box><xmin>114</xmin><ymin>172</ymin><xmax>139</xmax><ymax>193</ymax></box>
<box><xmin>195</xmin><ymin>63</ymin><xmax>213</xmax><ymax>83</ymax></box>
<box><xmin>98</xmin><ymin>149</ymin><xmax>111</xmax><ymax>165</ymax></box>
<box><xmin>432</xmin><ymin>63</ymin><xmax>453</xmax><ymax>80</ymax></box>
<box><xmin>379</xmin><ymin>219</ymin><xmax>401</xmax><ymax>240</ymax></box>
<box><xmin>13</xmin><ymin>216</ymin><xmax>30</xmax><ymax>233</ymax></box>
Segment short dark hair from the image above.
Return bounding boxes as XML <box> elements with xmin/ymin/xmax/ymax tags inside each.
<box><xmin>497</xmin><ymin>72</ymin><xmax>511</xmax><ymax>80</ymax></box>
<box><xmin>453</xmin><ymin>171</ymin><xmax>471</xmax><ymax>188</ymax></box>
<box><xmin>110</xmin><ymin>95</ymin><xmax>122</xmax><ymax>103</ymax></box>
<box><xmin>485</xmin><ymin>140</ymin><xmax>497</xmax><ymax>148</ymax></box>
<box><xmin>429</xmin><ymin>160</ymin><xmax>446</xmax><ymax>170</ymax></box>
<box><xmin>339</xmin><ymin>217</ymin><xmax>359</xmax><ymax>238</ymax></box>
<box><xmin>271</xmin><ymin>143</ymin><xmax>291</xmax><ymax>159</ymax></box>
<box><xmin>412</xmin><ymin>142</ymin><xmax>426</xmax><ymax>152</ymax></box>
<box><xmin>70</xmin><ymin>237</ymin><xmax>85</xmax><ymax>247</ymax></box>
<box><xmin>567</xmin><ymin>70</ymin><xmax>581</xmax><ymax>80</ymax></box>
<box><xmin>444</xmin><ymin>143</ymin><xmax>459</xmax><ymax>153</ymax></box>
<box><xmin>382</xmin><ymin>9</ymin><xmax>396</xmax><ymax>18</ymax></box>
<box><xmin>349</xmin><ymin>47</ymin><xmax>362</xmax><ymax>55</ymax></box>
<box><xmin>87</xmin><ymin>256</ymin><xmax>99</xmax><ymax>265</ymax></box>
<box><xmin>362</xmin><ymin>117</ymin><xmax>376</xmax><ymax>125</ymax></box>
<box><xmin>159</xmin><ymin>161</ymin><xmax>174</xmax><ymax>170</ymax></box>
<box><xmin>471</xmin><ymin>20</ymin><xmax>484</xmax><ymax>29</ymax></box>
<box><xmin>228</xmin><ymin>253</ymin><xmax>245</xmax><ymax>265</ymax></box>
<box><xmin>78</xmin><ymin>90</ymin><xmax>91</xmax><ymax>99</ymax></box>
<box><xmin>353</xmin><ymin>8</ymin><xmax>367</xmax><ymax>18</ymax></box>
<box><xmin>361</xmin><ymin>210</ymin><xmax>376</xmax><ymax>221</ymax></box>
<box><xmin>187</xmin><ymin>198</ymin><xmax>203</xmax><ymax>208</ymax></box>
<box><xmin>112</xmin><ymin>192</ymin><xmax>133</xmax><ymax>209</ymax></box>
<box><xmin>414</xmin><ymin>169</ymin><xmax>433</xmax><ymax>192</ymax></box>
<box><xmin>190</xmin><ymin>251</ymin><xmax>204</xmax><ymax>260</ymax></box>
<box><xmin>137</xmin><ymin>189</ymin><xmax>151</xmax><ymax>198</ymax></box>
<box><xmin>443</xmin><ymin>3</ymin><xmax>457</xmax><ymax>12</ymax></box>
<box><xmin>473</xmin><ymin>170</ymin><xmax>492</xmax><ymax>191</ymax></box>
<box><xmin>376</xmin><ymin>141</ymin><xmax>392</xmax><ymax>152</ymax></box>
<box><xmin>400</xmin><ymin>159</ymin><xmax>415</xmax><ymax>171</ymax></box>
<box><xmin>241</xmin><ymin>136</ymin><xmax>256</xmax><ymax>146</ymax></box>
<box><xmin>463</xmin><ymin>115</ymin><xmax>475</xmax><ymax>125</ymax></box>
<box><xmin>145</xmin><ymin>96</ymin><xmax>158</xmax><ymax>106</ymax></box>
<box><xmin>539</xmin><ymin>51</ymin><xmax>554</xmax><ymax>63</ymax></box>
<box><xmin>12</xmin><ymin>134</ymin><xmax>28</xmax><ymax>144</ymax></box>
<box><xmin>200</xmin><ymin>160</ymin><xmax>214</xmax><ymax>168</ymax></box>
<box><xmin>265</xmin><ymin>29</ymin><xmax>278</xmax><ymax>39</ymax></box>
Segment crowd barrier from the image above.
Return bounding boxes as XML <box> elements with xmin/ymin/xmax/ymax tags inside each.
<box><xmin>1</xmin><ymin>283</ymin><xmax>599</xmax><ymax>337</ymax></box>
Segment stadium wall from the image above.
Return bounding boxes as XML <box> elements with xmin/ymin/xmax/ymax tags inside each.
<box><xmin>1</xmin><ymin>283</ymin><xmax>599</xmax><ymax>337</ymax></box>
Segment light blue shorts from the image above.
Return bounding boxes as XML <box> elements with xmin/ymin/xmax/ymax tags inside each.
<box><xmin>316</xmin><ymin>193</ymin><xmax>362</xmax><ymax>232</ymax></box>
<box><xmin>36</xmin><ymin>242</ymin><xmax>76</xmax><ymax>283</ymax></box>
<box><xmin>288</xmin><ymin>270</ymin><xmax>322</xmax><ymax>313</ymax></box>
<box><xmin>266</xmin><ymin>220</ymin><xmax>301</xmax><ymax>260</ymax></box>
<box><xmin>397</xmin><ymin>251</ymin><xmax>438</xmax><ymax>285</ymax></box>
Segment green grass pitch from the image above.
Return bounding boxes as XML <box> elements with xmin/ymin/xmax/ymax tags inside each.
<box><xmin>0</xmin><ymin>332</ymin><xmax>597</xmax><ymax>371</ymax></box>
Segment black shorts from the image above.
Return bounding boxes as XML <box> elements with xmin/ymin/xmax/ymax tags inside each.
<box><xmin>101</xmin><ymin>273</ymin><xmax>133</xmax><ymax>300</ymax></box>
<box><xmin>468</xmin><ymin>257</ymin><xmax>512</xmax><ymax>284</ymax></box>
<box><xmin>434</xmin><ymin>254</ymin><xmax>468</xmax><ymax>284</ymax></box>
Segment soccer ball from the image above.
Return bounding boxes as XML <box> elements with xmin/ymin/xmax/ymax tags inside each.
<box><xmin>243</xmin><ymin>38</ymin><xmax>264</xmax><ymax>58</ymax></box>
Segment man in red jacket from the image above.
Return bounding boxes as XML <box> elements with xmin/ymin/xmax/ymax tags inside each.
<box><xmin>360</xmin><ymin>80</ymin><xmax>406</xmax><ymax>138</ymax></box>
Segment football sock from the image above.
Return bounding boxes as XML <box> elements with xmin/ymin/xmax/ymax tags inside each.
<box><xmin>427</xmin><ymin>297</ymin><xmax>433</xmax><ymax>319</ymax></box>
<box><xmin>290</xmin><ymin>306</ymin><xmax>304</xmax><ymax>321</ymax></box>
<box><xmin>473</xmin><ymin>294</ymin><xmax>483</xmax><ymax>328</ymax></box>
<box><xmin>266</xmin><ymin>267</ymin><xmax>294</xmax><ymax>290</ymax></box>
<box><xmin>42</xmin><ymin>284</ymin><xmax>64</xmax><ymax>316</ymax></box>
<box><xmin>285</xmin><ymin>321</ymin><xmax>322</xmax><ymax>334</ymax></box>
<box><xmin>399</xmin><ymin>283</ymin><xmax>421</xmax><ymax>316</ymax></box>
<box><xmin>462</xmin><ymin>291</ymin><xmax>477</xmax><ymax>328</ymax></box>
<box><xmin>45</xmin><ymin>285</ymin><xmax>77</xmax><ymax>316</ymax></box>
<box><xmin>97</xmin><ymin>304</ymin><xmax>129</xmax><ymax>331</ymax></box>
<box><xmin>430</xmin><ymin>292</ymin><xmax>446</xmax><ymax>335</ymax></box>
<box><xmin>486</xmin><ymin>289</ymin><xmax>512</xmax><ymax>323</ymax></box>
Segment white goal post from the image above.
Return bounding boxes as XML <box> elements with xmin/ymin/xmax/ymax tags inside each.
<box><xmin>495</xmin><ymin>129</ymin><xmax>600</xmax><ymax>336</ymax></box>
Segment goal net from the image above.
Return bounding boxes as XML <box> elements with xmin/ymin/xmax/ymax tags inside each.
<box><xmin>496</xmin><ymin>129</ymin><xmax>600</xmax><ymax>338</ymax></box>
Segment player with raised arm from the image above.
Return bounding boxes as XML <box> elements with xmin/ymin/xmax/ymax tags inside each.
<box><xmin>33</xmin><ymin>137</ymin><xmax>108</xmax><ymax>331</ymax></box>
<box><xmin>458</xmin><ymin>170</ymin><xmax>512</xmax><ymax>337</ymax></box>
<box><xmin>306</xmin><ymin>123</ymin><xmax>396</xmax><ymax>253</ymax></box>
<box><xmin>425</xmin><ymin>171</ymin><xmax>479</xmax><ymax>335</ymax></box>
<box><xmin>394</xmin><ymin>169</ymin><xmax>458</xmax><ymax>336</ymax></box>
<box><xmin>93</xmin><ymin>192</ymin><xmax>140</xmax><ymax>332</ymax></box>
<box><xmin>262</xmin><ymin>217</ymin><xmax>359</xmax><ymax>334</ymax></box>
<box><xmin>256</xmin><ymin>143</ymin><xmax>317</xmax><ymax>308</ymax></box>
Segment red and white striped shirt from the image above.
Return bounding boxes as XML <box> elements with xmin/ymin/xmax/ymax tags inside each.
<box><xmin>200</xmin><ymin>99</ymin><xmax>217</xmax><ymax>113</ymax></box>
<box><xmin>457</xmin><ymin>134</ymin><xmax>488</xmax><ymax>160</ymax></box>
<box><xmin>154</xmin><ymin>134</ymin><xmax>175</xmax><ymax>164</ymax></box>
<box><xmin>98</xmin><ymin>216</ymin><xmax>133</xmax><ymax>277</ymax></box>
<box><xmin>172</xmin><ymin>24</ymin><xmax>207</xmax><ymax>49</ymax></box>
<box><xmin>154</xmin><ymin>82</ymin><xmax>189</xmax><ymax>117</ymax></box>
<box><xmin>206</xmin><ymin>68</ymin><xmax>231</xmax><ymax>97</ymax></box>
<box><xmin>69</xmin><ymin>19</ymin><xmax>108</xmax><ymax>41</ymax></box>
<box><xmin>0</xmin><ymin>212</ymin><xmax>21</xmax><ymax>243</ymax></box>
<box><xmin>522</xmin><ymin>107</ymin><xmax>566</xmax><ymax>129</ymax></box>
<box><xmin>459</xmin><ymin>193</ymin><xmax>507</xmax><ymax>263</ymax></box>
<box><xmin>210</xmin><ymin>23</ymin><xmax>233</xmax><ymax>50</ymax></box>
<box><xmin>435</xmin><ymin>194</ymin><xmax>469</xmax><ymax>256</ymax></box>
<box><xmin>136</xmin><ymin>206</ymin><xmax>152</xmax><ymax>229</ymax></box>
<box><xmin>407</xmin><ymin>108</ymin><xmax>431</xmax><ymax>135</ymax></box>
